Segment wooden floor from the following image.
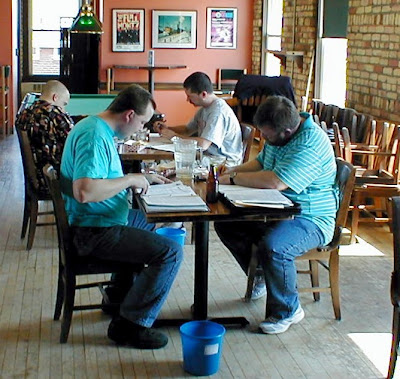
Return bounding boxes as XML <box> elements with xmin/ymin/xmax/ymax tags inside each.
<box><xmin>0</xmin><ymin>132</ymin><xmax>398</xmax><ymax>378</ymax></box>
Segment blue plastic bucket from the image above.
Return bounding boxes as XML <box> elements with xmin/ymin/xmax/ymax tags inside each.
<box><xmin>180</xmin><ymin>320</ymin><xmax>226</xmax><ymax>376</ymax></box>
<box><xmin>155</xmin><ymin>227</ymin><xmax>186</xmax><ymax>246</ymax></box>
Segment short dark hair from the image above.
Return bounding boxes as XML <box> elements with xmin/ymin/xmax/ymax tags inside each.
<box><xmin>183</xmin><ymin>72</ymin><xmax>213</xmax><ymax>94</ymax></box>
<box><xmin>253</xmin><ymin>96</ymin><xmax>300</xmax><ymax>133</ymax></box>
<box><xmin>107</xmin><ymin>84</ymin><xmax>156</xmax><ymax>115</ymax></box>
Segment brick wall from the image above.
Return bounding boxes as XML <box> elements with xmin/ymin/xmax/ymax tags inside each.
<box><xmin>251</xmin><ymin>0</ymin><xmax>400</xmax><ymax>123</ymax></box>
<box><xmin>252</xmin><ymin>0</ymin><xmax>263</xmax><ymax>74</ymax></box>
<box><xmin>347</xmin><ymin>0</ymin><xmax>400</xmax><ymax>123</ymax></box>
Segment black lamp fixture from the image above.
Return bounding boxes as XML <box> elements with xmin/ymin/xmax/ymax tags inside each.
<box><xmin>70</xmin><ymin>0</ymin><xmax>103</xmax><ymax>34</ymax></box>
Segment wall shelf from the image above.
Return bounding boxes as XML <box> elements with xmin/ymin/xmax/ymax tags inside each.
<box><xmin>268</xmin><ymin>50</ymin><xmax>304</xmax><ymax>71</ymax></box>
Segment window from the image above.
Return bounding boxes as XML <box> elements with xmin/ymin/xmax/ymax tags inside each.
<box><xmin>23</xmin><ymin>0</ymin><xmax>80</xmax><ymax>79</ymax></box>
<box><xmin>318</xmin><ymin>38</ymin><xmax>347</xmax><ymax>107</ymax></box>
<box><xmin>315</xmin><ymin>0</ymin><xmax>349</xmax><ymax>107</ymax></box>
<box><xmin>262</xmin><ymin>0</ymin><xmax>283</xmax><ymax>76</ymax></box>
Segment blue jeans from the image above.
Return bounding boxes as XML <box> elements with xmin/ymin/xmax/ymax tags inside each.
<box><xmin>72</xmin><ymin>209</ymin><xmax>183</xmax><ymax>327</ymax></box>
<box><xmin>214</xmin><ymin>218</ymin><xmax>324</xmax><ymax>320</ymax></box>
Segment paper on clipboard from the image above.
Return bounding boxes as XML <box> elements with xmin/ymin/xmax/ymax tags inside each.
<box><xmin>141</xmin><ymin>181</ymin><xmax>209</xmax><ymax>212</ymax></box>
<box><xmin>219</xmin><ymin>185</ymin><xmax>293</xmax><ymax>207</ymax></box>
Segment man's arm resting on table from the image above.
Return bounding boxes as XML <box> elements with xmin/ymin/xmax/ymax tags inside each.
<box><xmin>73</xmin><ymin>173</ymin><xmax>170</xmax><ymax>203</ymax></box>
<box><xmin>155</xmin><ymin>123</ymin><xmax>212</xmax><ymax>150</ymax></box>
<box><xmin>220</xmin><ymin>159</ymin><xmax>288</xmax><ymax>191</ymax></box>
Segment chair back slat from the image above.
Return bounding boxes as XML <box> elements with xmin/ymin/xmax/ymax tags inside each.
<box><xmin>335</xmin><ymin>158</ymin><xmax>356</xmax><ymax>229</ymax></box>
<box><xmin>42</xmin><ymin>165</ymin><xmax>72</xmax><ymax>268</ymax></box>
<box><xmin>333</xmin><ymin>122</ymin><xmax>342</xmax><ymax>158</ymax></box>
<box><xmin>393</xmin><ymin>197</ymin><xmax>400</xmax><ymax>272</ymax></box>
<box><xmin>240</xmin><ymin>123</ymin><xmax>256</xmax><ymax>163</ymax></box>
<box><xmin>17</xmin><ymin>129</ymin><xmax>40</xmax><ymax>192</ymax></box>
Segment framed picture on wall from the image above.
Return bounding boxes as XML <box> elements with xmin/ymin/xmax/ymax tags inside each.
<box><xmin>112</xmin><ymin>9</ymin><xmax>145</xmax><ymax>52</ymax></box>
<box><xmin>206</xmin><ymin>8</ymin><xmax>237</xmax><ymax>49</ymax></box>
<box><xmin>152</xmin><ymin>10</ymin><xmax>197</xmax><ymax>49</ymax></box>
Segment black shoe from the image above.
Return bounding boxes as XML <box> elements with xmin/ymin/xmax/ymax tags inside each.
<box><xmin>108</xmin><ymin>316</ymin><xmax>168</xmax><ymax>349</ymax></box>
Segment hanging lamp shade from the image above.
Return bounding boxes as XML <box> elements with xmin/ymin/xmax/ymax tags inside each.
<box><xmin>70</xmin><ymin>1</ymin><xmax>103</xmax><ymax>34</ymax></box>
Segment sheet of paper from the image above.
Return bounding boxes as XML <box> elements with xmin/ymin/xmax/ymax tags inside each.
<box><xmin>146</xmin><ymin>143</ymin><xmax>175</xmax><ymax>152</ymax></box>
<box><xmin>219</xmin><ymin>185</ymin><xmax>293</xmax><ymax>206</ymax></box>
<box><xmin>144</xmin><ymin>181</ymin><xmax>195</xmax><ymax>197</ymax></box>
<box><xmin>141</xmin><ymin>182</ymin><xmax>208</xmax><ymax>212</ymax></box>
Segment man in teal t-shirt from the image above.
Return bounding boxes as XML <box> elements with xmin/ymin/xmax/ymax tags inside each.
<box><xmin>61</xmin><ymin>84</ymin><xmax>183</xmax><ymax>349</ymax></box>
<box><xmin>215</xmin><ymin>96</ymin><xmax>337</xmax><ymax>335</ymax></box>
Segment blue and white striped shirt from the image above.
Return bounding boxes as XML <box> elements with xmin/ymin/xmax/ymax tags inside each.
<box><xmin>256</xmin><ymin>112</ymin><xmax>338</xmax><ymax>245</ymax></box>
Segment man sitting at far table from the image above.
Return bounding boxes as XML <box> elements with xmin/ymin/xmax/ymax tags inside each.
<box><xmin>215</xmin><ymin>96</ymin><xmax>338</xmax><ymax>334</ymax></box>
<box><xmin>155</xmin><ymin>71</ymin><xmax>243</xmax><ymax>167</ymax></box>
<box><xmin>16</xmin><ymin>80</ymin><xmax>74</xmax><ymax>193</ymax></box>
<box><xmin>60</xmin><ymin>84</ymin><xmax>183</xmax><ymax>349</ymax></box>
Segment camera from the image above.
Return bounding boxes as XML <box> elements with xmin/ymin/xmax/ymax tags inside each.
<box><xmin>145</xmin><ymin>113</ymin><xmax>165</xmax><ymax>132</ymax></box>
<box><xmin>153</xmin><ymin>113</ymin><xmax>165</xmax><ymax>121</ymax></box>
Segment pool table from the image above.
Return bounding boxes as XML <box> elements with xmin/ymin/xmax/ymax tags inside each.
<box><xmin>66</xmin><ymin>94</ymin><xmax>117</xmax><ymax>118</ymax></box>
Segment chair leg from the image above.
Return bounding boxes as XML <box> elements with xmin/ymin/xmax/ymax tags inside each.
<box><xmin>244</xmin><ymin>245</ymin><xmax>258</xmax><ymax>302</ymax></box>
<box><xmin>350</xmin><ymin>192</ymin><xmax>361</xmax><ymax>244</ymax></box>
<box><xmin>60</xmin><ymin>277</ymin><xmax>76</xmax><ymax>343</ymax></box>
<box><xmin>21</xmin><ymin>194</ymin><xmax>30</xmax><ymax>239</ymax></box>
<box><xmin>53</xmin><ymin>263</ymin><xmax>64</xmax><ymax>321</ymax></box>
<box><xmin>329</xmin><ymin>249</ymin><xmax>341</xmax><ymax>320</ymax></box>
<box><xmin>388</xmin><ymin>307</ymin><xmax>400</xmax><ymax>379</ymax></box>
<box><xmin>27</xmin><ymin>198</ymin><xmax>38</xmax><ymax>250</ymax></box>
<box><xmin>309</xmin><ymin>260</ymin><xmax>320</xmax><ymax>301</ymax></box>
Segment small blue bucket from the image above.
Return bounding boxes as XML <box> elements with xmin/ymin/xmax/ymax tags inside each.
<box><xmin>180</xmin><ymin>320</ymin><xmax>226</xmax><ymax>376</ymax></box>
<box><xmin>155</xmin><ymin>227</ymin><xmax>186</xmax><ymax>246</ymax></box>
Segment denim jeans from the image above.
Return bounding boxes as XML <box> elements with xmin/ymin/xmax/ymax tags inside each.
<box><xmin>214</xmin><ymin>218</ymin><xmax>324</xmax><ymax>320</ymax></box>
<box><xmin>73</xmin><ymin>209</ymin><xmax>183</xmax><ymax>327</ymax></box>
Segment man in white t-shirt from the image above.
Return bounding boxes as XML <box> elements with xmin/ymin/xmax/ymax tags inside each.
<box><xmin>155</xmin><ymin>71</ymin><xmax>243</xmax><ymax>166</ymax></box>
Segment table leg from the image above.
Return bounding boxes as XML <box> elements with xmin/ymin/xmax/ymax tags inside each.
<box><xmin>154</xmin><ymin>219</ymin><xmax>249</xmax><ymax>328</ymax></box>
<box><xmin>193</xmin><ymin>221</ymin><xmax>209</xmax><ymax>320</ymax></box>
<box><xmin>148</xmin><ymin>70</ymin><xmax>154</xmax><ymax>94</ymax></box>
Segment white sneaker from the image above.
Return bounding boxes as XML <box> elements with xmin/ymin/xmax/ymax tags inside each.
<box><xmin>251</xmin><ymin>276</ymin><xmax>267</xmax><ymax>300</ymax></box>
<box><xmin>259</xmin><ymin>305</ymin><xmax>305</xmax><ymax>334</ymax></box>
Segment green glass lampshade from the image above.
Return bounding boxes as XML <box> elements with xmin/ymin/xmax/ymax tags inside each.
<box><xmin>70</xmin><ymin>3</ymin><xmax>103</xmax><ymax>34</ymax></box>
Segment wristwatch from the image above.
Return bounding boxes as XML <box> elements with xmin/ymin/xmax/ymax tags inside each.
<box><xmin>229</xmin><ymin>172</ymin><xmax>237</xmax><ymax>185</ymax></box>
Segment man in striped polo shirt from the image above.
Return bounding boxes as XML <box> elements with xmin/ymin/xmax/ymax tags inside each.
<box><xmin>215</xmin><ymin>95</ymin><xmax>338</xmax><ymax>334</ymax></box>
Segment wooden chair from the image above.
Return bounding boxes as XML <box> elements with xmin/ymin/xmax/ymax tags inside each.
<box><xmin>16</xmin><ymin>128</ymin><xmax>55</xmax><ymax>250</ymax></box>
<box><xmin>349</xmin><ymin>125</ymin><xmax>400</xmax><ymax>243</ymax></box>
<box><xmin>320</xmin><ymin>104</ymin><xmax>340</xmax><ymax>128</ymax></box>
<box><xmin>42</xmin><ymin>165</ymin><xmax>143</xmax><ymax>343</ymax></box>
<box><xmin>388</xmin><ymin>196</ymin><xmax>400</xmax><ymax>379</ymax></box>
<box><xmin>217</xmin><ymin>68</ymin><xmax>247</xmax><ymax>91</ymax></box>
<box><xmin>244</xmin><ymin>158</ymin><xmax>356</xmax><ymax>320</ymax></box>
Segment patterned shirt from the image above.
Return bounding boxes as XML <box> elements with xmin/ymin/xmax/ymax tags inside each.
<box><xmin>256</xmin><ymin>112</ymin><xmax>338</xmax><ymax>245</ymax></box>
<box><xmin>16</xmin><ymin>100</ymin><xmax>74</xmax><ymax>193</ymax></box>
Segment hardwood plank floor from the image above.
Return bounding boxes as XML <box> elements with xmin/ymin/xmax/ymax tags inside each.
<box><xmin>0</xmin><ymin>132</ymin><xmax>397</xmax><ymax>378</ymax></box>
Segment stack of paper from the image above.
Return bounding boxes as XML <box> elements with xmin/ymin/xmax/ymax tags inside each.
<box><xmin>141</xmin><ymin>182</ymin><xmax>209</xmax><ymax>213</ymax></box>
<box><xmin>219</xmin><ymin>185</ymin><xmax>293</xmax><ymax>208</ymax></box>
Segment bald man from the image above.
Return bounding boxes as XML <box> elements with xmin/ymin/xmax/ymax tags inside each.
<box><xmin>16</xmin><ymin>80</ymin><xmax>74</xmax><ymax>192</ymax></box>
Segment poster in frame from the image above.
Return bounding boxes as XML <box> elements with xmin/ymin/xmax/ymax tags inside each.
<box><xmin>152</xmin><ymin>10</ymin><xmax>197</xmax><ymax>49</ymax></box>
<box><xmin>112</xmin><ymin>9</ymin><xmax>145</xmax><ymax>52</ymax></box>
<box><xmin>206</xmin><ymin>8</ymin><xmax>237</xmax><ymax>49</ymax></box>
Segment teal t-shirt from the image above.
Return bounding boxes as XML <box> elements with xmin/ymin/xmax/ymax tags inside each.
<box><xmin>256</xmin><ymin>112</ymin><xmax>338</xmax><ymax>245</ymax></box>
<box><xmin>60</xmin><ymin>116</ymin><xmax>129</xmax><ymax>227</ymax></box>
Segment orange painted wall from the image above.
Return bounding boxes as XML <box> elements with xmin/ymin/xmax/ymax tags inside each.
<box><xmin>100</xmin><ymin>1</ymin><xmax>253</xmax><ymax>125</ymax></box>
<box><xmin>0</xmin><ymin>0</ymin><xmax>15</xmax><ymax>119</ymax></box>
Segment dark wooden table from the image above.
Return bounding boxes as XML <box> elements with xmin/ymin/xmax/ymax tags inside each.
<box><xmin>135</xmin><ymin>181</ymin><xmax>301</xmax><ymax>327</ymax></box>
